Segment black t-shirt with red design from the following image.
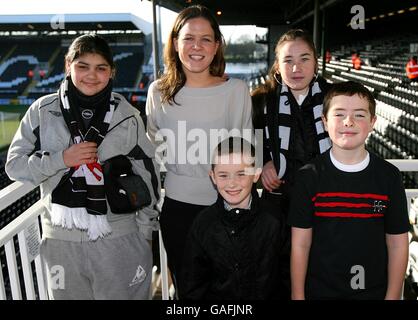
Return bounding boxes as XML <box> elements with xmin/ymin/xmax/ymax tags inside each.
<box><xmin>288</xmin><ymin>150</ymin><xmax>410</xmax><ymax>299</ymax></box>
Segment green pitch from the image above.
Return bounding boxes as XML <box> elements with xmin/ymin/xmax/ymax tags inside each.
<box><xmin>0</xmin><ymin>116</ymin><xmax>21</xmax><ymax>151</ymax></box>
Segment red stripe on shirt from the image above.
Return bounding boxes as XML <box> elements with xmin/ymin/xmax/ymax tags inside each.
<box><xmin>315</xmin><ymin>202</ymin><xmax>373</xmax><ymax>208</ymax></box>
<box><xmin>315</xmin><ymin>212</ymin><xmax>384</xmax><ymax>218</ymax></box>
<box><xmin>312</xmin><ymin>192</ymin><xmax>388</xmax><ymax>201</ymax></box>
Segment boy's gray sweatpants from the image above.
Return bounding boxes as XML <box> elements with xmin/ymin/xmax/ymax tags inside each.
<box><xmin>40</xmin><ymin>231</ymin><xmax>152</xmax><ymax>300</ymax></box>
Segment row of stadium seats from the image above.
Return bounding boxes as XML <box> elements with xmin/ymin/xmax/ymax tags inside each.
<box><xmin>0</xmin><ymin>40</ymin><xmax>147</xmax><ymax>101</ymax></box>
<box><xmin>367</xmin><ymin>132</ymin><xmax>417</xmax><ymax>188</ymax></box>
<box><xmin>376</xmin><ymin>101</ymin><xmax>418</xmax><ymax>136</ymax></box>
<box><xmin>320</xmin><ymin>42</ymin><xmax>418</xmax><ymax>188</ymax></box>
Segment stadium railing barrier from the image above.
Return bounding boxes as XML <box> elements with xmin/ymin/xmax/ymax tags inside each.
<box><xmin>0</xmin><ymin>161</ymin><xmax>417</xmax><ymax>300</ymax></box>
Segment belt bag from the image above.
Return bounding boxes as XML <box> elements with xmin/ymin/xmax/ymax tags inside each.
<box><xmin>103</xmin><ymin>155</ymin><xmax>152</xmax><ymax>213</ymax></box>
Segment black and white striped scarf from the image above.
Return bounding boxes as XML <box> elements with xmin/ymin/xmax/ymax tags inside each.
<box><xmin>50</xmin><ymin>76</ymin><xmax>115</xmax><ymax>240</ymax></box>
<box><xmin>264</xmin><ymin>78</ymin><xmax>331</xmax><ymax>180</ymax></box>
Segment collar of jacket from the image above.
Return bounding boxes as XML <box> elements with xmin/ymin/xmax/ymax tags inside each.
<box><xmin>215</xmin><ymin>185</ymin><xmax>260</xmax><ymax>228</ymax></box>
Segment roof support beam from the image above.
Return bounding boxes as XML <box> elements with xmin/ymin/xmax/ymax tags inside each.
<box><xmin>292</xmin><ymin>0</ymin><xmax>341</xmax><ymax>25</ymax></box>
<box><xmin>313</xmin><ymin>0</ymin><xmax>320</xmax><ymax>51</ymax></box>
<box><xmin>151</xmin><ymin>0</ymin><xmax>161</xmax><ymax>80</ymax></box>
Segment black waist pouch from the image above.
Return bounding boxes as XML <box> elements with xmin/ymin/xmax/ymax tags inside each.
<box><xmin>103</xmin><ymin>155</ymin><xmax>152</xmax><ymax>213</ymax></box>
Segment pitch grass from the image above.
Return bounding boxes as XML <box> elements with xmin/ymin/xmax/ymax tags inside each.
<box><xmin>0</xmin><ymin>118</ymin><xmax>20</xmax><ymax>151</ymax></box>
<box><xmin>0</xmin><ymin>106</ymin><xmax>27</xmax><ymax>152</ymax></box>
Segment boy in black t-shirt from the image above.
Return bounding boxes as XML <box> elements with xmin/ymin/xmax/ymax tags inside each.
<box><xmin>288</xmin><ymin>81</ymin><xmax>409</xmax><ymax>300</ymax></box>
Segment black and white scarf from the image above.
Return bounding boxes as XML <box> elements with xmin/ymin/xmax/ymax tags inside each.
<box><xmin>264</xmin><ymin>78</ymin><xmax>331</xmax><ymax>180</ymax></box>
<box><xmin>50</xmin><ymin>76</ymin><xmax>116</xmax><ymax>240</ymax></box>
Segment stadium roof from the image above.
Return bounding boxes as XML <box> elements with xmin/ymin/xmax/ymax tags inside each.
<box><xmin>0</xmin><ymin>13</ymin><xmax>151</xmax><ymax>33</ymax></box>
<box><xmin>157</xmin><ymin>0</ymin><xmax>418</xmax><ymax>36</ymax></box>
<box><xmin>157</xmin><ymin>0</ymin><xmax>327</xmax><ymax>25</ymax></box>
<box><xmin>0</xmin><ymin>0</ymin><xmax>416</xmax><ymax>41</ymax></box>
<box><xmin>0</xmin><ymin>0</ymin><xmax>153</xmax><ymax>34</ymax></box>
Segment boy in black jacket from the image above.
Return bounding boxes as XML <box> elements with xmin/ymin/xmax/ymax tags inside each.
<box><xmin>182</xmin><ymin>137</ymin><xmax>285</xmax><ymax>300</ymax></box>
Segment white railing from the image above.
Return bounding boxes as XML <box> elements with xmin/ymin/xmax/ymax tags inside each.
<box><xmin>0</xmin><ymin>182</ymin><xmax>47</xmax><ymax>300</ymax></box>
<box><xmin>1</xmin><ymin>160</ymin><xmax>418</xmax><ymax>300</ymax></box>
<box><xmin>0</xmin><ymin>182</ymin><xmax>170</xmax><ymax>300</ymax></box>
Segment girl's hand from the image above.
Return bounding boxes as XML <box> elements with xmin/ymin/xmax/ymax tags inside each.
<box><xmin>261</xmin><ymin>160</ymin><xmax>283</xmax><ymax>192</ymax></box>
<box><xmin>63</xmin><ymin>142</ymin><xmax>98</xmax><ymax>168</ymax></box>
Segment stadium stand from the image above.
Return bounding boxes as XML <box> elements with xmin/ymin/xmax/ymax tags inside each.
<box><xmin>317</xmin><ymin>33</ymin><xmax>418</xmax><ymax>189</ymax></box>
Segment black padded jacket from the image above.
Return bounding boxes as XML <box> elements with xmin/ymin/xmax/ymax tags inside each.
<box><xmin>181</xmin><ymin>187</ymin><xmax>285</xmax><ymax>300</ymax></box>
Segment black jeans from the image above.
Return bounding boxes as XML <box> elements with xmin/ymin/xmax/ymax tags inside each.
<box><xmin>159</xmin><ymin>196</ymin><xmax>208</xmax><ymax>299</ymax></box>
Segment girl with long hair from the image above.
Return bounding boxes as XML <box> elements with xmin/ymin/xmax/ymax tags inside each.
<box><xmin>252</xmin><ymin>29</ymin><xmax>331</xmax><ymax>299</ymax></box>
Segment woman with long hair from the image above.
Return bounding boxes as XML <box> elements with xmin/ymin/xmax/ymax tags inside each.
<box><xmin>146</xmin><ymin>5</ymin><xmax>252</xmax><ymax>298</ymax></box>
